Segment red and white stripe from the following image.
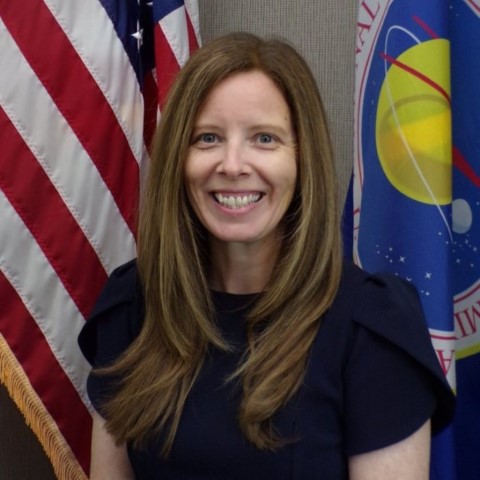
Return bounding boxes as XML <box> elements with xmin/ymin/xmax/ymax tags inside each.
<box><xmin>155</xmin><ymin>1</ymin><xmax>200</xmax><ymax>108</ymax></box>
<box><xmin>0</xmin><ymin>1</ymin><xmax>199</xmax><ymax>477</ymax></box>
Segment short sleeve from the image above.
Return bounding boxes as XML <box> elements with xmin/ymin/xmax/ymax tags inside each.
<box><xmin>344</xmin><ymin>273</ymin><xmax>455</xmax><ymax>456</ymax></box>
<box><xmin>78</xmin><ymin>259</ymin><xmax>143</xmax><ymax>412</ymax></box>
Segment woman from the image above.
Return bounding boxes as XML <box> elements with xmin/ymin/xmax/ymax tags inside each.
<box><xmin>79</xmin><ymin>32</ymin><xmax>454</xmax><ymax>479</ymax></box>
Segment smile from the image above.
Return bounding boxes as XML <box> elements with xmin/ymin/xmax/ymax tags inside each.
<box><xmin>213</xmin><ymin>192</ymin><xmax>262</xmax><ymax>209</ymax></box>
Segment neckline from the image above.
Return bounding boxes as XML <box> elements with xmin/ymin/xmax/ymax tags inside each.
<box><xmin>211</xmin><ymin>290</ymin><xmax>260</xmax><ymax>314</ymax></box>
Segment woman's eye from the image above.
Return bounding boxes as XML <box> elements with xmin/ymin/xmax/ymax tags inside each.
<box><xmin>191</xmin><ymin>132</ymin><xmax>219</xmax><ymax>148</ymax></box>
<box><xmin>200</xmin><ymin>133</ymin><xmax>217</xmax><ymax>143</ymax></box>
<box><xmin>257</xmin><ymin>133</ymin><xmax>274</xmax><ymax>144</ymax></box>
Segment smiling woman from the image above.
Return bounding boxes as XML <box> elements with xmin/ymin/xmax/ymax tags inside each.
<box><xmin>78</xmin><ymin>32</ymin><xmax>454</xmax><ymax>479</ymax></box>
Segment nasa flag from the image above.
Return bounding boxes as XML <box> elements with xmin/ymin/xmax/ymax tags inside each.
<box><xmin>449</xmin><ymin>2</ymin><xmax>480</xmax><ymax>480</ymax></box>
<box><xmin>348</xmin><ymin>0</ymin><xmax>480</xmax><ymax>478</ymax></box>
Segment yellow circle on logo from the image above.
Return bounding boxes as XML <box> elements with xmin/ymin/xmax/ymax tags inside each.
<box><xmin>376</xmin><ymin>39</ymin><xmax>452</xmax><ymax>205</ymax></box>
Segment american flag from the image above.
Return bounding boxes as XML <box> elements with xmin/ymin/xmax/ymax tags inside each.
<box><xmin>0</xmin><ymin>1</ymin><xmax>200</xmax><ymax>477</ymax></box>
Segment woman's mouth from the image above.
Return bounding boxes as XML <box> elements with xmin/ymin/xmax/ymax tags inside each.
<box><xmin>213</xmin><ymin>192</ymin><xmax>262</xmax><ymax>209</ymax></box>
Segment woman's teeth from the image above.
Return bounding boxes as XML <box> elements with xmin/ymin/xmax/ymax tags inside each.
<box><xmin>214</xmin><ymin>193</ymin><xmax>261</xmax><ymax>209</ymax></box>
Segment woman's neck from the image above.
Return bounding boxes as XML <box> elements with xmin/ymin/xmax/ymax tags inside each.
<box><xmin>208</xmin><ymin>237</ymin><xmax>280</xmax><ymax>294</ymax></box>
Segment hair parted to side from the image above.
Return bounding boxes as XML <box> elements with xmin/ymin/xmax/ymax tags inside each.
<box><xmin>98</xmin><ymin>32</ymin><xmax>343</xmax><ymax>455</ymax></box>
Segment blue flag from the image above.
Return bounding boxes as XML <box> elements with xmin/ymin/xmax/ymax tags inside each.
<box><xmin>450</xmin><ymin>2</ymin><xmax>480</xmax><ymax>480</ymax></box>
<box><xmin>347</xmin><ymin>1</ymin><xmax>480</xmax><ymax>478</ymax></box>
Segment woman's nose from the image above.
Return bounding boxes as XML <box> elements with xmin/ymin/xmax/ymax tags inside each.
<box><xmin>217</xmin><ymin>142</ymin><xmax>248</xmax><ymax>178</ymax></box>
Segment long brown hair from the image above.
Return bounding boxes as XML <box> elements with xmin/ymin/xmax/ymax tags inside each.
<box><xmin>99</xmin><ymin>32</ymin><xmax>343</xmax><ymax>454</ymax></box>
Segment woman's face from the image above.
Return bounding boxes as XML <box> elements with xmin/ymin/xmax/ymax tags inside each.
<box><xmin>184</xmin><ymin>70</ymin><xmax>297</xmax><ymax>250</ymax></box>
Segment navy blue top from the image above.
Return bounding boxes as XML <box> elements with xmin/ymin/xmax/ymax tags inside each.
<box><xmin>78</xmin><ymin>260</ymin><xmax>454</xmax><ymax>479</ymax></box>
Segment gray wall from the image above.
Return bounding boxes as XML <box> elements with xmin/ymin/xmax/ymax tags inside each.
<box><xmin>0</xmin><ymin>2</ymin><xmax>356</xmax><ymax>478</ymax></box>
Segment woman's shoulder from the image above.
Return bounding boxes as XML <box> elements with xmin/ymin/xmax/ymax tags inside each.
<box><xmin>333</xmin><ymin>261</ymin><xmax>445</xmax><ymax>381</ymax></box>
<box><xmin>321</xmin><ymin>261</ymin><xmax>430</xmax><ymax>363</ymax></box>
<box><xmin>334</xmin><ymin>261</ymin><xmax>426</xmax><ymax>323</ymax></box>
<box><xmin>337</xmin><ymin>261</ymin><xmax>433</xmax><ymax>359</ymax></box>
<box><xmin>78</xmin><ymin>259</ymin><xmax>143</xmax><ymax>366</ymax></box>
<box><xmin>329</xmin><ymin>261</ymin><xmax>455</xmax><ymax>436</ymax></box>
<box><xmin>88</xmin><ymin>259</ymin><xmax>140</xmax><ymax>316</ymax></box>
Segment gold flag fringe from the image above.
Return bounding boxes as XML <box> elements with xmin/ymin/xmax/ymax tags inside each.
<box><xmin>0</xmin><ymin>334</ymin><xmax>88</xmax><ymax>480</ymax></box>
